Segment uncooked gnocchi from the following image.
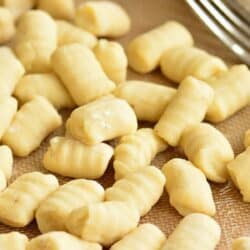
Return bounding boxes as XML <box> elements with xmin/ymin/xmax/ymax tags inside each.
<box><xmin>0</xmin><ymin>172</ymin><xmax>59</xmax><ymax>227</ymax></box>
<box><xmin>0</xmin><ymin>232</ymin><xmax>28</xmax><ymax>250</ymax></box>
<box><xmin>0</xmin><ymin>7</ymin><xmax>15</xmax><ymax>44</ymax></box>
<box><xmin>127</xmin><ymin>21</ymin><xmax>193</xmax><ymax>73</ymax></box>
<box><xmin>0</xmin><ymin>145</ymin><xmax>13</xmax><ymax>181</ymax></box>
<box><xmin>160</xmin><ymin>46</ymin><xmax>227</xmax><ymax>83</ymax></box>
<box><xmin>232</xmin><ymin>237</ymin><xmax>250</xmax><ymax>250</ymax></box>
<box><xmin>75</xmin><ymin>1</ymin><xmax>130</xmax><ymax>37</ymax></box>
<box><xmin>154</xmin><ymin>76</ymin><xmax>214</xmax><ymax>146</ymax></box>
<box><xmin>94</xmin><ymin>39</ymin><xmax>127</xmax><ymax>84</ymax></box>
<box><xmin>113</xmin><ymin>128</ymin><xmax>167</xmax><ymax>180</ymax></box>
<box><xmin>161</xmin><ymin>213</ymin><xmax>221</xmax><ymax>250</ymax></box>
<box><xmin>52</xmin><ymin>44</ymin><xmax>116</xmax><ymax>106</ymax></box>
<box><xmin>113</xmin><ymin>81</ymin><xmax>176</xmax><ymax>122</ymax></box>
<box><xmin>66</xmin><ymin>95</ymin><xmax>137</xmax><ymax>145</ymax></box>
<box><xmin>180</xmin><ymin>123</ymin><xmax>234</xmax><ymax>183</ymax></box>
<box><xmin>14</xmin><ymin>73</ymin><xmax>75</xmax><ymax>109</ymax></box>
<box><xmin>245</xmin><ymin>129</ymin><xmax>250</xmax><ymax>148</ymax></box>
<box><xmin>162</xmin><ymin>158</ymin><xmax>216</xmax><ymax>216</ymax></box>
<box><xmin>66</xmin><ymin>201</ymin><xmax>140</xmax><ymax>246</ymax></box>
<box><xmin>110</xmin><ymin>223</ymin><xmax>166</xmax><ymax>250</ymax></box>
<box><xmin>206</xmin><ymin>65</ymin><xmax>250</xmax><ymax>123</ymax></box>
<box><xmin>36</xmin><ymin>179</ymin><xmax>104</xmax><ymax>233</ymax></box>
<box><xmin>2</xmin><ymin>96</ymin><xmax>62</xmax><ymax>157</ymax></box>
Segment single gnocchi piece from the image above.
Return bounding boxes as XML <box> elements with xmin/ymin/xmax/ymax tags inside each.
<box><xmin>14</xmin><ymin>10</ymin><xmax>57</xmax><ymax>73</ymax></box>
<box><xmin>161</xmin><ymin>213</ymin><xmax>221</xmax><ymax>250</ymax></box>
<box><xmin>52</xmin><ymin>44</ymin><xmax>116</xmax><ymax>105</ymax></box>
<box><xmin>0</xmin><ymin>96</ymin><xmax>17</xmax><ymax>140</ymax></box>
<box><xmin>94</xmin><ymin>39</ymin><xmax>127</xmax><ymax>84</ymax></box>
<box><xmin>0</xmin><ymin>145</ymin><xmax>13</xmax><ymax>181</ymax></box>
<box><xmin>56</xmin><ymin>20</ymin><xmax>97</xmax><ymax>49</ymax></box>
<box><xmin>110</xmin><ymin>223</ymin><xmax>166</xmax><ymax>250</ymax></box>
<box><xmin>113</xmin><ymin>128</ymin><xmax>167</xmax><ymax>180</ymax></box>
<box><xmin>26</xmin><ymin>231</ymin><xmax>102</xmax><ymax>250</ymax></box>
<box><xmin>0</xmin><ymin>172</ymin><xmax>59</xmax><ymax>227</ymax></box>
<box><xmin>245</xmin><ymin>129</ymin><xmax>250</xmax><ymax>148</ymax></box>
<box><xmin>66</xmin><ymin>96</ymin><xmax>137</xmax><ymax>145</ymax></box>
<box><xmin>66</xmin><ymin>201</ymin><xmax>140</xmax><ymax>246</ymax></box>
<box><xmin>227</xmin><ymin>147</ymin><xmax>250</xmax><ymax>202</ymax></box>
<box><xmin>75</xmin><ymin>1</ymin><xmax>130</xmax><ymax>37</ymax></box>
<box><xmin>162</xmin><ymin>159</ymin><xmax>216</xmax><ymax>216</ymax></box>
<box><xmin>154</xmin><ymin>76</ymin><xmax>214</xmax><ymax>146</ymax></box>
<box><xmin>37</xmin><ymin>0</ymin><xmax>75</xmax><ymax>21</ymax></box>
<box><xmin>0</xmin><ymin>7</ymin><xmax>15</xmax><ymax>44</ymax></box>
<box><xmin>114</xmin><ymin>81</ymin><xmax>176</xmax><ymax>122</ymax></box>
<box><xmin>180</xmin><ymin>123</ymin><xmax>234</xmax><ymax>183</ymax></box>
<box><xmin>232</xmin><ymin>237</ymin><xmax>250</xmax><ymax>250</ymax></box>
<box><xmin>160</xmin><ymin>46</ymin><xmax>227</xmax><ymax>83</ymax></box>
<box><xmin>2</xmin><ymin>96</ymin><xmax>62</xmax><ymax>157</ymax></box>
<box><xmin>206</xmin><ymin>65</ymin><xmax>250</xmax><ymax>123</ymax></box>
<box><xmin>14</xmin><ymin>73</ymin><xmax>75</xmax><ymax>110</ymax></box>
<box><xmin>0</xmin><ymin>47</ymin><xmax>25</xmax><ymax>97</ymax></box>
<box><xmin>127</xmin><ymin>21</ymin><xmax>193</xmax><ymax>73</ymax></box>
<box><xmin>106</xmin><ymin>166</ymin><xmax>165</xmax><ymax>216</ymax></box>
<box><xmin>36</xmin><ymin>179</ymin><xmax>105</xmax><ymax>233</ymax></box>
<box><xmin>0</xmin><ymin>232</ymin><xmax>28</xmax><ymax>250</ymax></box>
<box><xmin>43</xmin><ymin>136</ymin><xmax>113</xmax><ymax>179</ymax></box>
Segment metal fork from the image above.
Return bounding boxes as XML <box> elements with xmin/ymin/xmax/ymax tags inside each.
<box><xmin>186</xmin><ymin>0</ymin><xmax>250</xmax><ymax>65</ymax></box>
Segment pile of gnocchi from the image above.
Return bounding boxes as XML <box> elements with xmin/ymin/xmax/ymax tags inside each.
<box><xmin>0</xmin><ymin>0</ymin><xmax>250</xmax><ymax>249</ymax></box>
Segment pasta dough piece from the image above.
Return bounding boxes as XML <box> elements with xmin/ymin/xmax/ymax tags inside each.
<box><xmin>0</xmin><ymin>7</ymin><xmax>15</xmax><ymax>44</ymax></box>
<box><xmin>66</xmin><ymin>201</ymin><xmax>140</xmax><ymax>246</ymax></box>
<box><xmin>94</xmin><ymin>39</ymin><xmax>127</xmax><ymax>84</ymax></box>
<box><xmin>160</xmin><ymin>47</ymin><xmax>227</xmax><ymax>83</ymax></box>
<box><xmin>127</xmin><ymin>21</ymin><xmax>193</xmax><ymax>73</ymax></box>
<box><xmin>26</xmin><ymin>231</ymin><xmax>102</xmax><ymax>250</ymax></box>
<box><xmin>114</xmin><ymin>81</ymin><xmax>176</xmax><ymax>122</ymax></box>
<box><xmin>154</xmin><ymin>76</ymin><xmax>214</xmax><ymax>146</ymax></box>
<box><xmin>36</xmin><ymin>179</ymin><xmax>104</xmax><ymax>233</ymax></box>
<box><xmin>162</xmin><ymin>159</ymin><xmax>216</xmax><ymax>216</ymax></box>
<box><xmin>180</xmin><ymin>123</ymin><xmax>234</xmax><ymax>183</ymax></box>
<box><xmin>227</xmin><ymin>147</ymin><xmax>250</xmax><ymax>202</ymax></box>
<box><xmin>66</xmin><ymin>96</ymin><xmax>137</xmax><ymax>145</ymax></box>
<box><xmin>245</xmin><ymin>129</ymin><xmax>250</xmax><ymax>148</ymax></box>
<box><xmin>106</xmin><ymin>166</ymin><xmax>165</xmax><ymax>216</ymax></box>
<box><xmin>161</xmin><ymin>213</ymin><xmax>221</xmax><ymax>250</ymax></box>
<box><xmin>0</xmin><ymin>47</ymin><xmax>25</xmax><ymax>97</ymax></box>
<box><xmin>14</xmin><ymin>73</ymin><xmax>75</xmax><ymax>109</ymax></box>
<box><xmin>2</xmin><ymin>96</ymin><xmax>62</xmax><ymax>157</ymax></box>
<box><xmin>52</xmin><ymin>44</ymin><xmax>116</xmax><ymax>105</ymax></box>
<box><xmin>206</xmin><ymin>65</ymin><xmax>250</xmax><ymax>123</ymax></box>
<box><xmin>0</xmin><ymin>96</ymin><xmax>17</xmax><ymax>140</ymax></box>
<box><xmin>113</xmin><ymin>128</ymin><xmax>167</xmax><ymax>180</ymax></box>
<box><xmin>37</xmin><ymin>0</ymin><xmax>75</xmax><ymax>21</ymax></box>
<box><xmin>110</xmin><ymin>223</ymin><xmax>166</xmax><ymax>250</ymax></box>
<box><xmin>56</xmin><ymin>20</ymin><xmax>97</xmax><ymax>49</ymax></box>
<box><xmin>43</xmin><ymin>136</ymin><xmax>113</xmax><ymax>179</ymax></box>
<box><xmin>233</xmin><ymin>237</ymin><xmax>250</xmax><ymax>250</ymax></box>
<box><xmin>0</xmin><ymin>232</ymin><xmax>28</xmax><ymax>250</ymax></box>
<box><xmin>0</xmin><ymin>145</ymin><xmax>13</xmax><ymax>180</ymax></box>
<box><xmin>14</xmin><ymin>10</ymin><xmax>57</xmax><ymax>73</ymax></box>
<box><xmin>75</xmin><ymin>1</ymin><xmax>130</xmax><ymax>37</ymax></box>
<box><xmin>0</xmin><ymin>171</ymin><xmax>59</xmax><ymax>227</ymax></box>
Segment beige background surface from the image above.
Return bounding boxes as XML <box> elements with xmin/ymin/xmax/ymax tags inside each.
<box><xmin>1</xmin><ymin>1</ymin><xmax>250</xmax><ymax>250</ymax></box>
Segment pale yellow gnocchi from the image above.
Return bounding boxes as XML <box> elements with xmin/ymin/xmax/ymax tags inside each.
<box><xmin>0</xmin><ymin>7</ymin><xmax>15</xmax><ymax>44</ymax></box>
<box><xmin>232</xmin><ymin>237</ymin><xmax>250</xmax><ymax>250</ymax></box>
<box><xmin>245</xmin><ymin>129</ymin><xmax>250</xmax><ymax>148</ymax></box>
<box><xmin>0</xmin><ymin>145</ymin><xmax>13</xmax><ymax>181</ymax></box>
<box><xmin>0</xmin><ymin>232</ymin><xmax>28</xmax><ymax>250</ymax></box>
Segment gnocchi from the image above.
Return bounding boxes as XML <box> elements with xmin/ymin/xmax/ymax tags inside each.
<box><xmin>0</xmin><ymin>7</ymin><xmax>15</xmax><ymax>44</ymax></box>
<box><xmin>232</xmin><ymin>237</ymin><xmax>250</xmax><ymax>250</ymax></box>
<box><xmin>0</xmin><ymin>145</ymin><xmax>13</xmax><ymax>181</ymax></box>
<box><xmin>245</xmin><ymin>129</ymin><xmax>250</xmax><ymax>148</ymax></box>
<box><xmin>0</xmin><ymin>232</ymin><xmax>28</xmax><ymax>250</ymax></box>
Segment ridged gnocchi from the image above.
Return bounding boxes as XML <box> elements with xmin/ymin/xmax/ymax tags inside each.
<box><xmin>154</xmin><ymin>76</ymin><xmax>214</xmax><ymax>146</ymax></box>
<box><xmin>43</xmin><ymin>136</ymin><xmax>113</xmax><ymax>179</ymax></box>
<box><xmin>66</xmin><ymin>95</ymin><xmax>137</xmax><ymax>145</ymax></box>
<box><xmin>0</xmin><ymin>172</ymin><xmax>59</xmax><ymax>227</ymax></box>
<box><xmin>66</xmin><ymin>201</ymin><xmax>140</xmax><ymax>246</ymax></box>
<box><xmin>110</xmin><ymin>223</ymin><xmax>166</xmax><ymax>250</ymax></box>
<box><xmin>245</xmin><ymin>129</ymin><xmax>250</xmax><ymax>148</ymax></box>
<box><xmin>160</xmin><ymin>46</ymin><xmax>227</xmax><ymax>83</ymax></box>
<box><xmin>113</xmin><ymin>128</ymin><xmax>167</xmax><ymax>180</ymax></box>
<box><xmin>162</xmin><ymin>158</ymin><xmax>216</xmax><ymax>216</ymax></box>
<box><xmin>206</xmin><ymin>65</ymin><xmax>250</xmax><ymax>123</ymax></box>
<box><xmin>113</xmin><ymin>81</ymin><xmax>176</xmax><ymax>122</ymax></box>
<box><xmin>36</xmin><ymin>179</ymin><xmax>105</xmax><ymax>233</ymax></box>
<box><xmin>232</xmin><ymin>237</ymin><xmax>250</xmax><ymax>250</ymax></box>
<box><xmin>0</xmin><ymin>7</ymin><xmax>15</xmax><ymax>44</ymax></box>
<box><xmin>180</xmin><ymin>123</ymin><xmax>234</xmax><ymax>183</ymax></box>
<box><xmin>52</xmin><ymin>44</ymin><xmax>116</xmax><ymax>106</ymax></box>
<box><xmin>0</xmin><ymin>145</ymin><xmax>13</xmax><ymax>181</ymax></box>
<box><xmin>0</xmin><ymin>232</ymin><xmax>28</xmax><ymax>250</ymax></box>
<box><xmin>2</xmin><ymin>96</ymin><xmax>62</xmax><ymax>157</ymax></box>
<box><xmin>127</xmin><ymin>21</ymin><xmax>193</xmax><ymax>73</ymax></box>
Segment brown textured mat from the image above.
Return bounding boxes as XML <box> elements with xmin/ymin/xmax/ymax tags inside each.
<box><xmin>1</xmin><ymin>1</ymin><xmax>250</xmax><ymax>249</ymax></box>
